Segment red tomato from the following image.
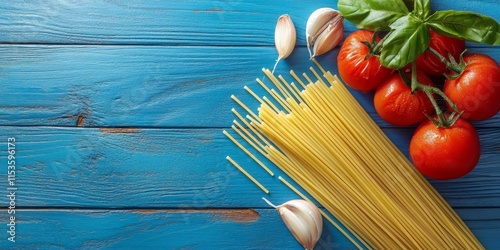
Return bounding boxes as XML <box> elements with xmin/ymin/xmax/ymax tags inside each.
<box><xmin>444</xmin><ymin>54</ymin><xmax>500</xmax><ymax>120</ymax></box>
<box><xmin>415</xmin><ymin>30</ymin><xmax>465</xmax><ymax>76</ymax></box>
<box><xmin>337</xmin><ymin>30</ymin><xmax>393</xmax><ymax>92</ymax></box>
<box><xmin>409</xmin><ymin>117</ymin><xmax>480</xmax><ymax>180</ymax></box>
<box><xmin>374</xmin><ymin>71</ymin><xmax>435</xmax><ymax>126</ymax></box>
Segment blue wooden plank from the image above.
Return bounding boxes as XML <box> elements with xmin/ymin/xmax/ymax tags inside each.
<box><xmin>1</xmin><ymin>45</ymin><xmax>499</xmax><ymax>127</ymax></box>
<box><xmin>0</xmin><ymin>0</ymin><xmax>497</xmax><ymax>47</ymax></box>
<box><xmin>0</xmin><ymin>0</ymin><xmax>353</xmax><ymax>46</ymax></box>
<box><xmin>0</xmin><ymin>0</ymin><xmax>499</xmax><ymax>248</ymax></box>
<box><xmin>0</xmin><ymin>127</ymin><xmax>498</xmax><ymax>208</ymax></box>
<box><xmin>0</xmin><ymin>208</ymin><xmax>497</xmax><ymax>249</ymax></box>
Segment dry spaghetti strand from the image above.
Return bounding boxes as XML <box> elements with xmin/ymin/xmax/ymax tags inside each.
<box><xmin>225</xmin><ymin>64</ymin><xmax>484</xmax><ymax>249</ymax></box>
<box><xmin>226</xmin><ymin>156</ymin><xmax>269</xmax><ymax>194</ymax></box>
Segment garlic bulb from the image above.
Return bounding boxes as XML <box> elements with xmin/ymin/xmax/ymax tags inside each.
<box><xmin>273</xmin><ymin>14</ymin><xmax>296</xmax><ymax>72</ymax></box>
<box><xmin>263</xmin><ymin>198</ymin><xmax>323</xmax><ymax>250</ymax></box>
<box><xmin>306</xmin><ymin>8</ymin><xmax>344</xmax><ymax>58</ymax></box>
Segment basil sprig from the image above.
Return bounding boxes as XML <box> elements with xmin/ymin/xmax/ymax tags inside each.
<box><xmin>338</xmin><ymin>0</ymin><xmax>409</xmax><ymax>30</ymax></box>
<box><xmin>381</xmin><ymin>15</ymin><xmax>430</xmax><ymax>69</ymax></box>
<box><xmin>338</xmin><ymin>0</ymin><xmax>500</xmax><ymax>69</ymax></box>
<box><xmin>414</xmin><ymin>0</ymin><xmax>430</xmax><ymax>19</ymax></box>
<box><xmin>428</xmin><ymin>11</ymin><xmax>500</xmax><ymax>45</ymax></box>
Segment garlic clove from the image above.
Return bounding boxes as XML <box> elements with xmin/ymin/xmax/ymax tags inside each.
<box><xmin>275</xmin><ymin>14</ymin><xmax>297</xmax><ymax>60</ymax></box>
<box><xmin>306</xmin><ymin>8</ymin><xmax>344</xmax><ymax>58</ymax></box>
<box><xmin>306</xmin><ymin>8</ymin><xmax>337</xmax><ymax>41</ymax></box>
<box><xmin>312</xmin><ymin>17</ymin><xmax>344</xmax><ymax>57</ymax></box>
<box><xmin>263</xmin><ymin>198</ymin><xmax>323</xmax><ymax>250</ymax></box>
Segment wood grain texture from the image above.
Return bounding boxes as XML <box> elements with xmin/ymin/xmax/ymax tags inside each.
<box><xmin>1</xmin><ymin>45</ymin><xmax>499</xmax><ymax>127</ymax></box>
<box><xmin>0</xmin><ymin>127</ymin><xmax>498</xmax><ymax>208</ymax></box>
<box><xmin>0</xmin><ymin>0</ymin><xmax>496</xmax><ymax>47</ymax></box>
<box><xmin>1</xmin><ymin>0</ymin><xmax>500</xmax><ymax>249</ymax></box>
<box><xmin>0</xmin><ymin>208</ymin><xmax>498</xmax><ymax>249</ymax></box>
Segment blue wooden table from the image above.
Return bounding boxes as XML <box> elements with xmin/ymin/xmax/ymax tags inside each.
<box><xmin>1</xmin><ymin>1</ymin><xmax>499</xmax><ymax>249</ymax></box>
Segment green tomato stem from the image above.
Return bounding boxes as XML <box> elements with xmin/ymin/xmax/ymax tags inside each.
<box><xmin>371</xmin><ymin>31</ymin><xmax>387</xmax><ymax>55</ymax></box>
<box><xmin>422</xmin><ymin>90</ymin><xmax>446</xmax><ymax>127</ymax></box>
<box><xmin>428</xmin><ymin>47</ymin><xmax>468</xmax><ymax>79</ymax></box>
<box><xmin>408</xmin><ymin>61</ymin><xmax>461</xmax><ymax>127</ymax></box>
<box><xmin>410</xmin><ymin>62</ymin><xmax>419</xmax><ymax>92</ymax></box>
<box><xmin>362</xmin><ymin>31</ymin><xmax>388</xmax><ymax>59</ymax></box>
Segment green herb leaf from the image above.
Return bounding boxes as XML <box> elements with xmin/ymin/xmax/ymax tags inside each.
<box><xmin>380</xmin><ymin>15</ymin><xmax>430</xmax><ymax>69</ymax></box>
<box><xmin>428</xmin><ymin>10</ymin><xmax>500</xmax><ymax>45</ymax></box>
<box><xmin>338</xmin><ymin>0</ymin><xmax>409</xmax><ymax>30</ymax></box>
<box><xmin>414</xmin><ymin>0</ymin><xmax>430</xmax><ymax>19</ymax></box>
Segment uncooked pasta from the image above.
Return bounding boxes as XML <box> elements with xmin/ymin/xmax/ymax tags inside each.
<box><xmin>224</xmin><ymin>62</ymin><xmax>483</xmax><ymax>249</ymax></box>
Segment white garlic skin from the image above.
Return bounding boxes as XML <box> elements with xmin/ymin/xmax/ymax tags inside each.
<box><xmin>306</xmin><ymin>8</ymin><xmax>344</xmax><ymax>58</ymax></box>
<box><xmin>274</xmin><ymin>14</ymin><xmax>297</xmax><ymax>60</ymax></box>
<box><xmin>264</xmin><ymin>198</ymin><xmax>323</xmax><ymax>250</ymax></box>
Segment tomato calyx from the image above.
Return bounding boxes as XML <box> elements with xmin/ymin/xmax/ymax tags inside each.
<box><xmin>361</xmin><ymin>31</ymin><xmax>383</xmax><ymax>60</ymax></box>
<box><xmin>428</xmin><ymin>47</ymin><xmax>472</xmax><ymax>80</ymax></box>
<box><xmin>402</xmin><ymin>62</ymin><xmax>462</xmax><ymax>128</ymax></box>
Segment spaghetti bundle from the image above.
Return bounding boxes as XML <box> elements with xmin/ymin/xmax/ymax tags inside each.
<box><xmin>225</xmin><ymin>64</ymin><xmax>483</xmax><ymax>249</ymax></box>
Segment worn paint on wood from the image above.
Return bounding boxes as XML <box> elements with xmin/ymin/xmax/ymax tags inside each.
<box><xmin>0</xmin><ymin>1</ymin><xmax>495</xmax><ymax>47</ymax></box>
<box><xmin>0</xmin><ymin>0</ymin><xmax>499</xmax><ymax>249</ymax></box>
<box><xmin>132</xmin><ymin>209</ymin><xmax>260</xmax><ymax>223</ymax></box>
<box><xmin>0</xmin><ymin>208</ymin><xmax>498</xmax><ymax>249</ymax></box>
<box><xmin>0</xmin><ymin>127</ymin><xmax>498</xmax><ymax>209</ymax></box>
<box><xmin>1</xmin><ymin>45</ymin><xmax>499</xmax><ymax>128</ymax></box>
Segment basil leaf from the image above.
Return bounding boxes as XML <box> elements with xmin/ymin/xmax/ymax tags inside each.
<box><xmin>414</xmin><ymin>0</ymin><xmax>430</xmax><ymax>19</ymax></box>
<box><xmin>380</xmin><ymin>15</ymin><xmax>430</xmax><ymax>69</ymax></box>
<box><xmin>338</xmin><ymin>0</ymin><xmax>409</xmax><ymax>30</ymax></box>
<box><xmin>428</xmin><ymin>10</ymin><xmax>500</xmax><ymax>45</ymax></box>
